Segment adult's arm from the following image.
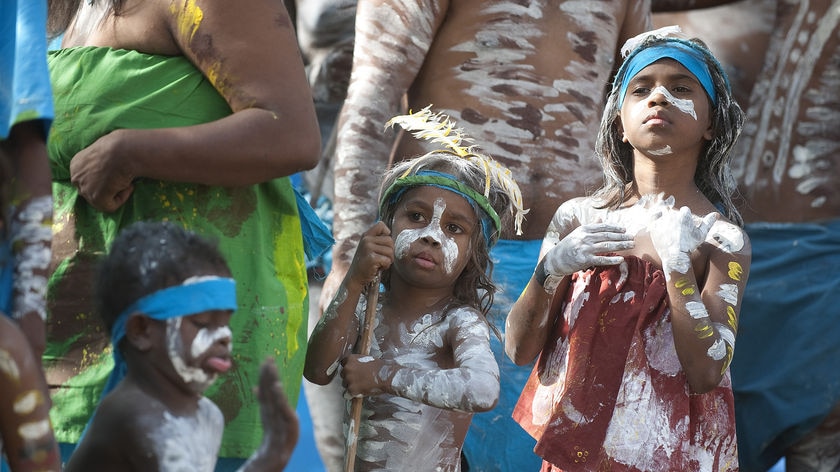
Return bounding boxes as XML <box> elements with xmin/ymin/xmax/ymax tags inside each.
<box><xmin>0</xmin><ymin>121</ymin><xmax>52</xmax><ymax>358</ymax></box>
<box><xmin>69</xmin><ymin>0</ymin><xmax>321</xmax><ymax>211</ymax></box>
<box><xmin>320</xmin><ymin>0</ymin><xmax>448</xmax><ymax>312</ymax></box>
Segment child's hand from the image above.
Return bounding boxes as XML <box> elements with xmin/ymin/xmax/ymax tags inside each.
<box><xmin>240</xmin><ymin>358</ymin><xmax>299</xmax><ymax>472</ymax></box>
<box><xmin>347</xmin><ymin>222</ymin><xmax>394</xmax><ymax>291</ymax></box>
<box><xmin>340</xmin><ymin>354</ymin><xmax>394</xmax><ymax>398</ymax></box>
<box><xmin>542</xmin><ymin>223</ymin><xmax>633</xmax><ymax>277</ymax></box>
<box><xmin>649</xmin><ymin>207</ymin><xmax>717</xmax><ymax>276</ymax></box>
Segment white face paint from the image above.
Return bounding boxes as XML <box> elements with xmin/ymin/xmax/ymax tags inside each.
<box><xmin>649</xmin><ymin>85</ymin><xmax>698</xmax><ymax>120</ymax></box>
<box><xmin>166</xmin><ymin>317</ymin><xmax>229</xmax><ymax>392</ymax></box>
<box><xmin>394</xmin><ymin>198</ymin><xmax>459</xmax><ymax>274</ymax></box>
<box><xmin>648</xmin><ymin>145</ymin><xmax>672</xmax><ymax>156</ymax></box>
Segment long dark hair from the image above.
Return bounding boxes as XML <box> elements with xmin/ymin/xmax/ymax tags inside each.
<box><xmin>594</xmin><ymin>36</ymin><xmax>746</xmax><ymax>226</ymax></box>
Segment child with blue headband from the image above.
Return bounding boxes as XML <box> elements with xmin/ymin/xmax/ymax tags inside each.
<box><xmin>65</xmin><ymin>221</ymin><xmax>298</xmax><ymax>472</ymax></box>
<box><xmin>305</xmin><ymin>107</ymin><xmax>527</xmax><ymax>471</ymax></box>
<box><xmin>506</xmin><ymin>26</ymin><xmax>751</xmax><ymax>471</ymax></box>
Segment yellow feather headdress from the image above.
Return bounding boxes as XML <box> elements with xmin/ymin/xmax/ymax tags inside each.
<box><xmin>385</xmin><ymin>105</ymin><xmax>528</xmax><ymax>236</ymax></box>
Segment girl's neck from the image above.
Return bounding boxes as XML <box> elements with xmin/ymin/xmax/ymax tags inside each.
<box><xmin>628</xmin><ymin>152</ymin><xmax>706</xmax><ymax>207</ymax></box>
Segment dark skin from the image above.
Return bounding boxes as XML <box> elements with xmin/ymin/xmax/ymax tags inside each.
<box><xmin>56</xmin><ymin>0</ymin><xmax>321</xmax><ymax>212</ymax></box>
<box><xmin>0</xmin><ymin>315</ymin><xmax>60</xmax><ymax>472</ymax></box>
<box><xmin>66</xmin><ymin>308</ymin><xmax>298</xmax><ymax>471</ymax></box>
<box><xmin>0</xmin><ymin>121</ymin><xmax>53</xmax><ymax>359</ymax></box>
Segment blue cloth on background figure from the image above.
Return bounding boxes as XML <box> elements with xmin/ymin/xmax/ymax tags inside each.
<box><xmin>1</xmin><ymin>0</ymin><xmax>54</xmax><ymax>139</ymax></box>
<box><xmin>730</xmin><ymin>219</ymin><xmax>840</xmax><ymax>471</ymax></box>
<box><xmin>463</xmin><ymin>238</ymin><xmax>543</xmax><ymax>471</ymax></box>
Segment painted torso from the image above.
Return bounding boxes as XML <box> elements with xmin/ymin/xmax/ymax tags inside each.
<box><xmin>732</xmin><ymin>0</ymin><xmax>840</xmax><ymax>222</ymax></box>
<box><xmin>146</xmin><ymin>397</ymin><xmax>224</xmax><ymax>472</ymax></box>
<box><xmin>402</xmin><ymin>0</ymin><xmax>650</xmax><ymax>237</ymax></box>
<box><xmin>350</xmin><ymin>303</ymin><xmax>498</xmax><ymax>471</ymax></box>
<box><xmin>333</xmin><ymin>0</ymin><xmax>651</xmax><ymax>252</ymax></box>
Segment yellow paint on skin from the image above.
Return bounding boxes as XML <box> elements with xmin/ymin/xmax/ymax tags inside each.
<box><xmin>13</xmin><ymin>390</ymin><xmax>44</xmax><ymax>415</ymax></box>
<box><xmin>171</xmin><ymin>0</ymin><xmax>203</xmax><ymax>43</ymax></box>
<box><xmin>727</xmin><ymin>261</ymin><xmax>743</xmax><ymax>281</ymax></box>
<box><xmin>694</xmin><ymin>321</ymin><xmax>714</xmax><ymax>339</ymax></box>
<box><xmin>0</xmin><ymin>349</ymin><xmax>20</xmax><ymax>382</ymax></box>
<box><xmin>674</xmin><ymin>278</ymin><xmax>697</xmax><ymax>295</ymax></box>
<box><xmin>721</xmin><ymin>346</ymin><xmax>734</xmax><ymax>375</ymax></box>
<box><xmin>727</xmin><ymin>306</ymin><xmax>737</xmax><ymax>331</ymax></box>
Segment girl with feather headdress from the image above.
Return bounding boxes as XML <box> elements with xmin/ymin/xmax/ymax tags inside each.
<box><xmin>304</xmin><ymin>107</ymin><xmax>526</xmax><ymax>471</ymax></box>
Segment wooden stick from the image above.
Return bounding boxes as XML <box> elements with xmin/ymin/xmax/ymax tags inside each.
<box><xmin>344</xmin><ymin>274</ymin><xmax>380</xmax><ymax>472</ymax></box>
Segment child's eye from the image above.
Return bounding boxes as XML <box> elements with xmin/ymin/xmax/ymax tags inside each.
<box><xmin>673</xmin><ymin>85</ymin><xmax>691</xmax><ymax>93</ymax></box>
<box><xmin>409</xmin><ymin>212</ymin><xmax>426</xmax><ymax>223</ymax></box>
<box><xmin>446</xmin><ymin>223</ymin><xmax>464</xmax><ymax>234</ymax></box>
<box><xmin>631</xmin><ymin>86</ymin><xmax>650</xmax><ymax>95</ymax></box>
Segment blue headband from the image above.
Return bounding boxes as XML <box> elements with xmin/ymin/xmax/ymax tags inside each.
<box><xmin>615</xmin><ymin>40</ymin><xmax>718</xmax><ymax>108</ymax></box>
<box><xmin>379</xmin><ymin>170</ymin><xmax>500</xmax><ymax>247</ymax></box>
<box><xmin>102</xmin><ymin>277</ymin><xmax>238</xmax><ymax>396</ymax></box>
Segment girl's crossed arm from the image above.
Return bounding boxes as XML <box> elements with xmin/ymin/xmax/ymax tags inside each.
<box><xmin>341</xmin><ymin>307</ymin><xmax>499</xmax><ymax>412</ymax></box>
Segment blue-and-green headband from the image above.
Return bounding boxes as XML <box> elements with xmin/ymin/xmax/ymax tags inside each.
<box><xmin>379</xmin><ymin>170</ymin><xmax>501</xmax><ymax>247</ymax></box>
<box><xmin>102</xmin><ymin>276</ymin><xmax>238</xmax><ymax>395</ymax></box>
<box><xmin>615</xmin><ymin>38</ymin><xmax>719</xmax><ymax>108</ymax></box>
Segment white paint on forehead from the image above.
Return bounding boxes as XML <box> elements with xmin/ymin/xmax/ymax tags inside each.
<box><xmin>706</xmin><ymin>221</ymin><xmax>744</xmax><ymax>253</ymax></box>
<box><xmin>149</xmin><ymin>397</ymin><xmax>222</xmax><ymax>472</ymax></box>
<box><xmin>166</xmin><ymin>318</ymin><xmax>213</xmax><ymax>389</ymax></box>
<box><xmin>13</xmin><ymin>390</ymin><xmax>42</xmax><ymax>415</ymax></box>
<box><xmin>394</xmin><ymin>198</ymin><xmax>459</xmax><ymax>274</ymax></box>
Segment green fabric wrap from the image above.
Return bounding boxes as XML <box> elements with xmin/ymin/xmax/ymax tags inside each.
<box><xmin>44</xmin><ymin>47</ymin><xmax>308</xmax><ymax>458</ymax></box>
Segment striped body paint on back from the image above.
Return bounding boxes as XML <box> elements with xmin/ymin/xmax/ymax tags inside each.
<box><xmin>732</xmin><ymin>0</ymin><xmax>840</xmax><ymax>220</ymax></box>
<box><xmin>332</xmin><ymin>0</ymin><xmax>652</xmax><ymax>267</ymax></box>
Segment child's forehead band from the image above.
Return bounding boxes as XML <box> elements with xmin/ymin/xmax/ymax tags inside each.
<box><xmin>102</xmin><ymin>276</ymin><xmax>237</xmax><ymax>395</ymax></box>
<box><xmin>379</xmin><ymin>170</ymin><xmax>501</xmax><ymax>247</ymax></box>
<box><xmin>615</xmin><ymin>40</ymin><xmax>718</xmax><ymax>108</ymax></box>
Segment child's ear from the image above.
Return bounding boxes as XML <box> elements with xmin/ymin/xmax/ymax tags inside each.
<box><xmin>125</xmin><ymin>315</ymin><xmax>157</xmax><ymax>352</ymax></box>
<box><xmin>618</xmin><ymin>118</ymin><xmax>629</xmax><ymax>143</ymax></box>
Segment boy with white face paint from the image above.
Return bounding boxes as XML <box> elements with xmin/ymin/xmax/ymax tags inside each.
<box><xmin>305</xmin><ymin>108</ymin><xmax>527</xmax><ymax>471</ymax></box>
<box><xmin>506</xmin><ymin>27</ymin><xmax>752</xmax><ymax>471</ymax></box>
<box><xmin>65</xmin><ymin>221</ymin><xmax>299</xmax><ymax>472</ymax></box>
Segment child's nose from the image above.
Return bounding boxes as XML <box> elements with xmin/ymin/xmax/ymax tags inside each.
<box><xmin>648</xmin><ymin>86</ymin><xmax>670</xmax><ymax>106</ymax></box>
<box><xmin>421</xmin><ymin>234</ymin><xmax>441</xmax><ymax>247</ymax></box>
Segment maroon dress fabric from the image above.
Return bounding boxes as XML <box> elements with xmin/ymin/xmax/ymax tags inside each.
<box><xmin>513</xmin><ymin>256</ymin><xmax>738</xmax><ymax>472</ymax></box>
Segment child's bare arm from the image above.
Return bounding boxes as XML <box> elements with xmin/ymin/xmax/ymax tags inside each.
<box><xmin>342</xmin><ymin>308</ymin><xmax>500</xmax><ymax>412</ymax></box>
<box><xmin>238</xmin><ymin>359</ymin><xmax>299</xmax><ymax>472</ymax></box>
<box><xmin>304</xmin><ymin>222</ymin><xmax>393</xmax><ymax>385</ymax></box>
<box><xmin>650</xmin><ymin>209</ymin><xmax>751</xmax><ymax>393</ymax></box>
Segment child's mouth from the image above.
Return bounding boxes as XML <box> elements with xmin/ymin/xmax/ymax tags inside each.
<box><xmin>205</xmin><ymin>356</ymin><xmax>232</xmax><ymax>373</ymax></box>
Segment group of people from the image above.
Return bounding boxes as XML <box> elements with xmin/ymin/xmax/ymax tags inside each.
<box><xmin>1</xmin><ymin>0</ymin><xmax>837</xmax><ymax>472</ymax></box>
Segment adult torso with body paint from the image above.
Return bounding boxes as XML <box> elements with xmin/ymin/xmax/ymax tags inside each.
<box><xmin>332</xmin><ymin>0</ymin><xmax>652</xmax><ymax>259</ymax></box>
<box><xmin>730</xmin><ymin>0</ymin><xmax>840</xmax><ymax>223</ymax></box>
